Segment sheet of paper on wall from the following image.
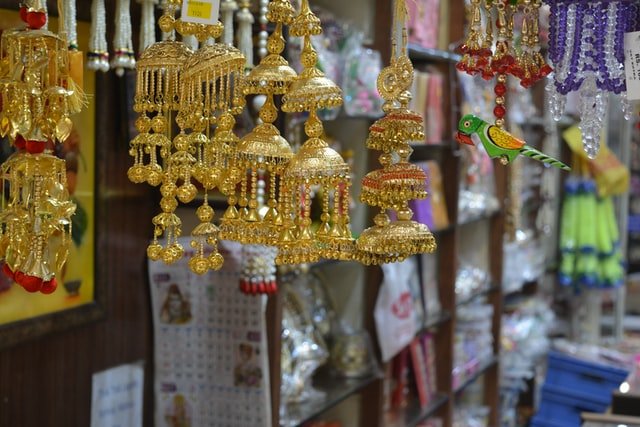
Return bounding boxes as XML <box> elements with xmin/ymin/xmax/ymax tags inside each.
<box><xmin>91</xmin><ymin>363</ymin><xmax>144</xmax><ymax>427</ymax></box>
<box><xmin>149</xmin><ymin>239</ymin><xmax>271</xmax><ymax>427</ymax></box>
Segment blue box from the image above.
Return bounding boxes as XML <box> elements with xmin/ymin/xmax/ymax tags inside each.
<box><xmin>544</xmin><ymin>351</ymin><xmax>628</xmax><ymax>404</ymax></box>
<box><xmin>535</xmin><ymin>384</ymin><xmax>609</xmax><ymax>426</ymax></box>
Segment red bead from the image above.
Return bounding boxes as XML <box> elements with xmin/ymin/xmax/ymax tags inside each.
<box><xmin>26</xmin><ymin>140</ymin><xmax>46</xmax><ymax>154</ymax></box>
<box><xmin>14</xmin><ymin>135</ymin><xmax>26</xmax><ymax>150</ymax></box>
<box><xmin>494</xmin><ymin>83</ymin><xmax>507</xmax><ymax>96</ymax></box>
<box><xmin>20</xmin><ymin>274</ymin><xmax>43</xmax><ymax>293</ymax></box>
<box><xmin>494</xmin><ymin>105</ymin><xmax>506</xmax><ymax>118</ymax></box>
<box><xmin>19</xmin><ymin>6</ymin><xmax>27</xmax><ymax>23</ymax></box>
<box><xmin>540</xmin><ymin>64</ymin><xmax>553</xmax><ymax>78</ymax></box>
<box><xmin>2</xmin><ymin>263</ymin><xmax>14</xmax><ymax>280</ymax></box>
<box><xmin>14</xmin><ymin>271</ymin><xmax>24</xmax><ymax>285</ymax></box>
<box><xmin>26</xmin><ymin>11</ymin><xmax>47</xmax><ymax>29</ymax></box>
<box><xmin>481</xmin><ymin>68</ymin><xmax>495</xmax><ymax>80</ymax></box>
<box><xmin>456</xmin><ymin>62</ymin><xmax>467</xmax><ymax>72</ymax></box>
<box><xmin>41</xmin><ymin>278</ymin><xmax>57</xmax><ymax>294</ymax></box>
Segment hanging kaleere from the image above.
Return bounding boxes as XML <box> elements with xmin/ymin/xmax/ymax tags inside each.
<box><xmin>240</xmin><ymin>244</ymin><xmax>278</xmax><ymax>294</ymax></box>
<box><xmin>545</xmin><ymin>0</ymin><xmax>639</xmax><ymax>158</ymax></box>
<box><xmin>457</xmin><ymin>0</ymin><xmax>552</xmax><ymax>126</ymax></box>
<box><xmin>278</xmin><ymin>0</ymin><xmax>354</xmax><ymax>265</ymax></box>
<box><xmin>111</xmin><ymin>0</ymin><xmax>136</xmax><ymax>75</ymax></box>
<box><xmin>87</xmin><ymin>0</ymin><xmax>109</xmax><ymax>72</ymax></box>
<box><xmin>177</xmin><ymin>17</ymin><xmax>246</xmax><ymax>274</ymax></box>
<box><xmin>355</xmin><ymin>0</ymin><xmax>437</xmax><ymax>265</ymax></box>
<box><xmin>220</xmin><ymin>0</ymin><xmax>296</xmax><ymax>246</ymax></box>
<box><xmin>129</xmin><ymin>0</ymin><xmax>195</xmax><ymax>267</ymax></box>
<box><xmin>0</xmin><ymin>0</ymin><xmax>86</xmax><ymax>293</ymax></box>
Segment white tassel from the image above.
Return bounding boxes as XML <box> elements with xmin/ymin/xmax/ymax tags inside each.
<box><xmin>236</xmin><ymin>2</ymin><xmax>254</xmax><ymax>67</ymax></box>
<box><xmin>64</xmin><ymin>0</ymin><xmax>78</xmax><ymax>49</ymax></box>
<box><xmin>88</xmin><ymin>0</ymin><xmax>110</xmax><ymax>72</ymax></box>
<box><xmin>258</xmin><ymin>0</ymin><xmax>268</xmax><ymax>59</ymax></box>
<box><xmin>138</xmin><ymin>0</ymin><xmax>158</xmax><ymax>52</ymax></box>
<box><xmin>112</xmin><ymin>0</ymin><xmax>136</xmax><ymax>76</ymax></box>
<box><xmin>221</xmin><ymin>0</ymin><xmax>239</xmax><ymax>45</ymax></box>
<box><xmin>182</xmin><ymin>34</ymin><xmax>199</xmax><ymax>50</ymax></box>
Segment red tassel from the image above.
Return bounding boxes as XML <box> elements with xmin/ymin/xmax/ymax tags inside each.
<box><xmin>40</xmin><ymin>278</ymin><xmax>57</xmax><ymax>294</ymax></box>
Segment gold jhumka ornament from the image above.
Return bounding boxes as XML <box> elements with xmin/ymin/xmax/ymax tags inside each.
<box><xmin>178</xmin><ymin>19</ymin><xmax>246</xmax><ymax>274</ymax></box>
<box><xmin>219</xmin><ymin>0</ymin><xmax>296</xmax><ymax>246</ymax></box>
<box><xmin>129</xmin><ymin>0</ymin><xmax>194</xmax><ymax>267</ymax></box>
<box><xmin>278</xmin><ymin>0</ymin><xmax>354</xmax><ymax>264</ymax></box>
<box><xmin>356</xmin><ymin>0</ymin><xmax>436</xmax><ymax>264</ymax></box>
<box><xmin>130</xmin><ymin>0</ymin><xmax>249</xmax><ymax>275</ymax></box>
<box><xmin>0</xmin><ymin>0</ymin><xmax>85</xmax><ymax>293</ymax></box>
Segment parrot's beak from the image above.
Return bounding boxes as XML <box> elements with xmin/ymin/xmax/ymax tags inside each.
<box><xmin>456</xmin><ymin>131</ymin><xmax>474</xmax><ymax>145</ymax></box>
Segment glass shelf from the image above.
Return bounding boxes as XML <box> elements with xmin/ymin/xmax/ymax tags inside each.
<box><xmin>281</xmin><ymin>372</ymin><xmax>381</xmax><ymax>427</ymax></box>
<box><xmin>386</xmin><ymin>393</ymin><xmax>449</xmax><ymax>427</ymax></box>
<box><xmin>453</xmin><ymin>355</ymin><xmax>499</xmax><ymax>395</ymax></box>
<box><xmin>456</xmin><ymin>284</ymin><xmax>500</xmax><ymax>307</ymax></box>
<box><xmin>408</xmin><ymin>44</ymin><xmax>462</xmax><ymax>62</ymax></box>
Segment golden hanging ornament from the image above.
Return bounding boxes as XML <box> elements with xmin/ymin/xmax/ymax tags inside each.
<box><xmin>0</xmin><ymin>1</ymin><xmax>85</xmax><ymax>293</ymax></box>
<box><xmin>129</xmin><ymin>2</ymin><xmax>194</xmax><ymax>267</ymax></box>
<box><xmin>356</xmin><ymin>0</ymin><xmax>436</xmax><ymax>265</ymax></box>
<box><xmin>277</xmin><ymin>0</ymin><xmax>354</xmax><ymax>265</ymax></box>
<box><xmin>219</xmin><ymin>0</ymin><xmax>296</xmax><ymax>245</ymax></box>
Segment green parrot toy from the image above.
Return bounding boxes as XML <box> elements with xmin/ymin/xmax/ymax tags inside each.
<box><xmin>456</xmin><ymin>114</ymin><xmax>571</xmax><ymax>171</ymax></box>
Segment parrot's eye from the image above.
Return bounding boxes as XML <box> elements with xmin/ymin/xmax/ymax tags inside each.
<box><xmin>464</xmin><ymin>121</ymin><xmax>471</xmax><ymax>127</ymax></box>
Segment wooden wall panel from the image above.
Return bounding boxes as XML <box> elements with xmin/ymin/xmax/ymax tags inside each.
<box><xmin>0</xmin><ymin>69</ymin><xmax>155</xmax><ymax>426</ymax></box>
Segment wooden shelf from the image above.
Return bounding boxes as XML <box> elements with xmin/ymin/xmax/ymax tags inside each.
<box><xmin>282</xmin><ymin>372</ymin><xmax>382</xmax><ymax>427</ymax></box>
<box><xmin>453</xmin><ymin>355</ymin><xmax>499</xmax><ymax>395</ymax></box>
<box><xmin>408</xmin><ymin>44</ymin><xmax>462</xmax><ymax>63</ymax></box>
<box><xmin>386</xmin><ymin>393</ymin><xmax>449</xmax><ymax>427</ymax></box>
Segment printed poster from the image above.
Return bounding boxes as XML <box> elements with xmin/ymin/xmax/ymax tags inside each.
<box><xmin>149</xmin><ymin>239</ymin><xmax>271</xmax><ymax>427</ymax></box>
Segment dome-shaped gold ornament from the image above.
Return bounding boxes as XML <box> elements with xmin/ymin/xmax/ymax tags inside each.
<box><xmin>0</xmin><ymin>3</ymin><xmax>85</xmax><ymax>294</ymax></box>
<box><xmin>355</xmin><ymin>4</ymin><xmax>437</xmax><ymax>264</ymax></box>
<box><xmin>277</xmin><ymin>0</ymin><xmax>355</xmax><ymax>264</ymax></box>
<box><xmin>219</xmin><ymin>0</ymin><xmax>297</xmax><ymax>246</ymax></box>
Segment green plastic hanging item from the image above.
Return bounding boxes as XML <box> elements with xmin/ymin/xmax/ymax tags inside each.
<box><xmin>574</xmin><ymin>179</ymin><xmax>599</xmax><ymax>287</ymax></box>
<box><xmin>558</xmin><ymin>178</ymin><xmax>579</xmax><ymax>286</ymax></box>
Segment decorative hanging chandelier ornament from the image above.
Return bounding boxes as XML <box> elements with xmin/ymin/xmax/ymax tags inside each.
<box><xmin>88</xmin><ymin>0</ymin><xmax>110</xmax><ymax>72</ymax></box>
<box><xmin>0</xmin><ymin>0</ymin><xmax>86</xmax><ymax>293</ymax></box>
<box><xmin>219</xmin><ymin>0</ymin><xmax>296</xmax><ymax>246</ymax></box>
<box><xmin>356</xmin><ymin>0</ymin><xmax>436</xmax><ymax>265</ymax></box>
<box><xmin>456</xmin><ymin>0</ymin><xmax>552</xmax><ymax>127</ymax></box>
<box><xmin>545</xmin><ymin>0</ymin><xmax>639</xmax><ymax>158</ymax></box>
<box><xmin>111</xmin><ymin>0</ymin><xmax>136</xmax><ymax>76</ymax></box>
<box><xmin>129</xmin><ymin>2</ymin><xmax>193</xmax><ymax>267</ymax></box>
<box><xmin>278</xmin><ymin>0</ymin><xmax>354</xmax><ymax>265</ymax></box>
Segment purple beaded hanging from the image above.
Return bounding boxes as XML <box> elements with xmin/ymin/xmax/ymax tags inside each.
<box><xmin>545</xmin><ymin>0</ymin><xmax>640</xmax><ymax>158</ymax></box>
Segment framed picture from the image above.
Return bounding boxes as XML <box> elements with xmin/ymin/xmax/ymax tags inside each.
<box><xmin>0</xmin><ymin>10</ymin><xmax>105</xmax><ymax>349</ymax></box>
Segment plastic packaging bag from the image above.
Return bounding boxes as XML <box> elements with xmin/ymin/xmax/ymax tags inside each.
<box><xmin>375</xmin><ymin>260</ymin><xmax>419</xmax><ymax>362</ymax></box>
<box><xmin>342</xmin><ymin>32</ymin><xmax>383</xmax><ymax>117</ymax></box>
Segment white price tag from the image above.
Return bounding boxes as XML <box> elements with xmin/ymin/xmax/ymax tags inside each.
<box><xmin>624</xmin><ymin>31</ymin><xmax>640</xmax><ymax>100</ymax></box>
<box><xmin>181</xmin><ymin>0</ymin><xmax>220</xmax><ymax>25</ymax></box>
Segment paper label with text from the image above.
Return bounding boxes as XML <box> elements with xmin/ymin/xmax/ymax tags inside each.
<box><xmin>181</xmin><ymin>0</ymin><xmax>220</xmax><ymax>25</ymax></box>
<box><xmin>624</xmin><ymin>31</ymin><xmax>640</xmax><ymax>100</ymax></box>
